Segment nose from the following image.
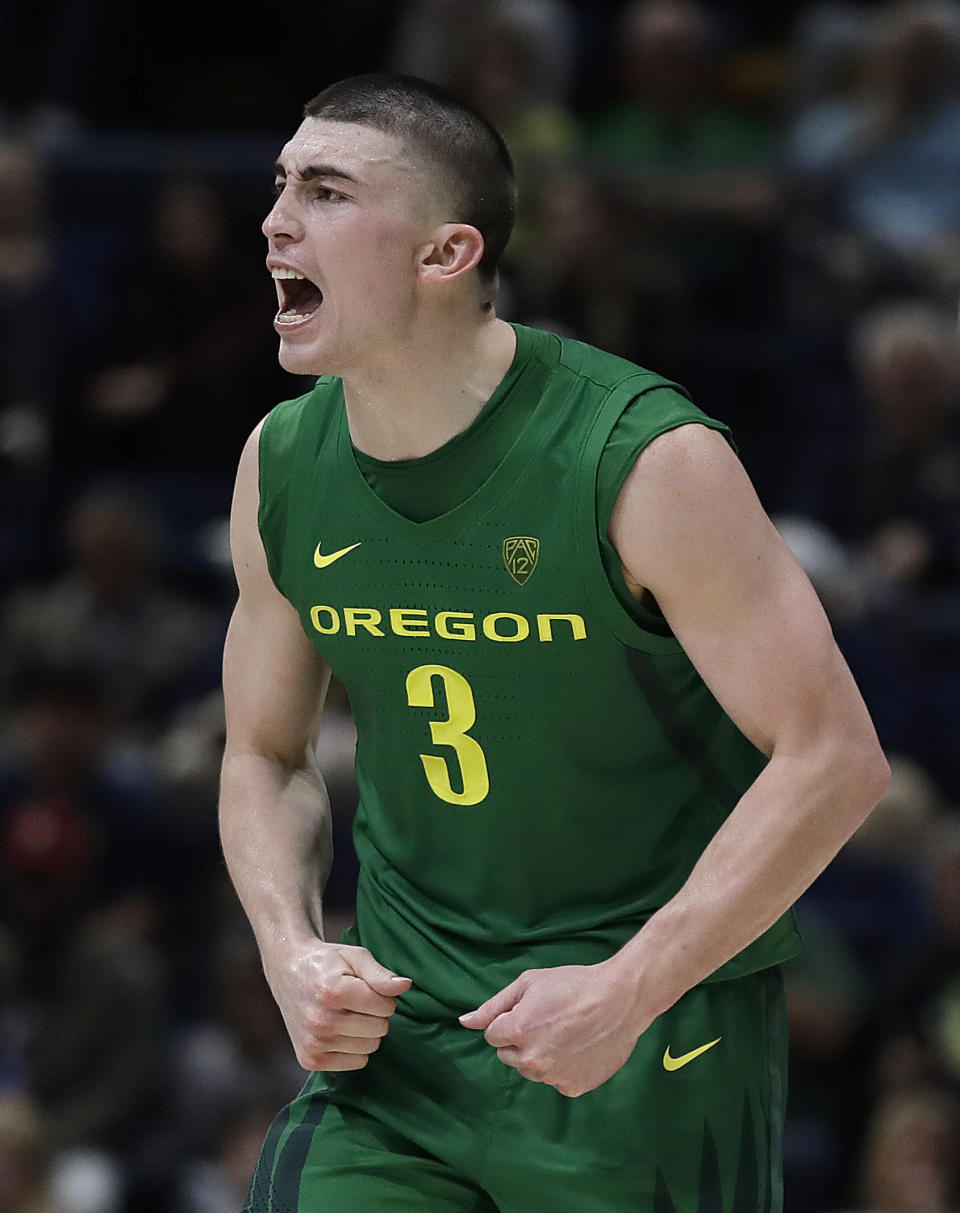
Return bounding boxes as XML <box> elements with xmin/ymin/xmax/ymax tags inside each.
<box><xmin>262</xmin><ymin>189</ymin><xmax>303</xmax><ymax>244</ymax></box>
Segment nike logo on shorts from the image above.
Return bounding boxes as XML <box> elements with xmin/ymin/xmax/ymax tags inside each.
<box><xmin>662</xmin><ymin>1037</ymin><xmax>722</xmax><ymax>1072</ymax></box>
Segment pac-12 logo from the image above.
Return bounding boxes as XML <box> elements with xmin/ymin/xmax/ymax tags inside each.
<box><xmin>503</xmin><ymin>536</ymin><xmax>540</xmax><ymax>585</ymax></box>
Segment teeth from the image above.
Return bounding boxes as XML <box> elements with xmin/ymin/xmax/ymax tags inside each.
<box><xmin>277</xmin><ymin>310</ymin><xmax>303</xmax><ymax>322</ymax></box>
<box><xmin>271</xmin><ymin>267</ymin><xmax>306</xmax><ymax>280</ymax></box>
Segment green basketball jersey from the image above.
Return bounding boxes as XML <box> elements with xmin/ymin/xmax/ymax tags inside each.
<box><xmin>257</xmin><ymin>324</ymin><xmax>800</xmax><ymax>1019</ymax></box>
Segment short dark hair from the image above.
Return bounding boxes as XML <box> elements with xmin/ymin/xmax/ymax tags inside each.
<box><xmin>303</xmin><ymin>74</ymin><xmax>516</xmax><ymax>287</ymax></box>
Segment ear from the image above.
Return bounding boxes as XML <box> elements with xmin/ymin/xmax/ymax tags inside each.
<box><xmin>417</xmin><ymin>223</ymin><xmax>485</xmax><ymax>286</ymax></box>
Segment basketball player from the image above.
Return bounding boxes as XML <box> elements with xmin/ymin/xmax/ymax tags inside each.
<box><xmin>220</xmin><ymin>74</ymin><xmax>889</xmax><ymax>1211</ymax></box>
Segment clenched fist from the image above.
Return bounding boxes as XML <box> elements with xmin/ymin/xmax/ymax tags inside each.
<box><xmin>460</xmin><ymin>960</ymin><xmax>646</xmax><ymax>1098</ymax></box>
<box><xmin>264</xmin><ymin>939</ymin><xmax>412</xmax><ymax>1071</ymax></box>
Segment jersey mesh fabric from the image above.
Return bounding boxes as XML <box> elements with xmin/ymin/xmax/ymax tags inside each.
<box><xmin>257</xmin><ymin>325</ymin><xmax>800</xmax><ymax>1020</ymax></box>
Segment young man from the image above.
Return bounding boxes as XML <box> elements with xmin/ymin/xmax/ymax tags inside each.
<box><xmin>220</xmin><ymin>74</ymin><xmax>889</xmax><ymax>1212</ymax></box>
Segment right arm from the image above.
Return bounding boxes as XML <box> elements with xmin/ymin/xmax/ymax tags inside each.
<box><xmin>219</xmin><ymin>421</ymin><xmax>411</xmax><ymax>1072</ymax></box>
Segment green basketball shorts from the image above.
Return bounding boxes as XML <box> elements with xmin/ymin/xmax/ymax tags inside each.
<box><xmin>244</xmin><ymin>966</ymin><xmax>787</xmax><ymax>1212</ymax></box>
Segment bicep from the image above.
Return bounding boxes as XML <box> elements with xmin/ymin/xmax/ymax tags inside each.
<box><xmin>610</xmin><ymin>425</ymin><xmax>872</xmax><ymax>759</ymax></box>
<box><xmin>223</xmin><ymin>421</ymin><xmax>330</xmax><ymax>766</ymax></box>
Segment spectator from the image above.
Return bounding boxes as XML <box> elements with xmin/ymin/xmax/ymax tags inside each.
<box><xmin>68</xmin><ymin>176</ymin><xmax>288</xmax><ymax>476</ymax></box>
<box><xmin>781</xmin><ymin>299</ymin><xmax>960</xmax><ymax>785</ymax></box>
<box><xmin>840</xmin><ymin>1086</ymin><xmax>959</xmax><ymax>1212</ymax></box>
<box><xmin>167</xmin><ymin>934</ymin><xmax>302</xmax><ymax>1160</ymax></box>
<box><xmin>788</xmin><ymin>1</ymin><xmax>960</xmax><ymax>291</ymax></box>
<box><xmin>783</xmin><ymin>907</ymin><xmax>873</xmax><ymax>1210</ymax></box>
<box><xmin>879</xmin><ymin>815</ymin><xmax>960</xmax><ymax>1093</ymax></box>
<box><xmin>800</xmin><ymin>757</ymin><xmax>939</xmax><ymax>992</ymax></box>
<box><xmin>176</xmin><ymin>1103</ymin><xmax>275</xmax><ymax>1213</ymax></box>
<box><xmin>782</xmin><ymin>757</ymin><xmax>943</xmax><ymax>1207</ymax></box>
<box><xmin>847</xmin><ymin>301</ymin><xmax>960</xmax><ymax>588</ymax></box>
<box><xmin>585</xmin><ymin>0</ymin><xmax>781</xmax><ymax>232</ymax></box>
<box><xmin>582</xmin><ymin>0</ymin><xmax>786</xmax><ymax>405</ymax></box>
<box><xmin>518</xmin><ymin>170</ymin><xmax>692</xmax><ymax>372</ymax></box>
<box><xmin>0</xmin><ymin>665</ymin><xmax>170</xmax><ymax>915</ymax></box>
<box><xmin>2</xmin><ymin>488</ymin><xmax>219</xmax><ymax>734</ymax></box>
<box><xmin>0</xmin><ymin>796</ymin><xmax>163</xmax><ymax>1170</ymax></box>
<box><xmin>451</xmin><ymin>6</ymin><xmax>579</xmax><ymax>268</ymax></box>
<box><xmin>391</xmin><ymin>0</ymin><xmax>577</xmax><ymax>107</ymax></box>
<box><xmin>390</xmin><ymin>1</ymin><xmax>579</xmax><ymax>280</ymax></box>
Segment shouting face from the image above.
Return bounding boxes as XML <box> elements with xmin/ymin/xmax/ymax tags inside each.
<box><xmin>263</xmin><ymin>118</ymin><xmax>450</xmax><ymax>377</ymax></box>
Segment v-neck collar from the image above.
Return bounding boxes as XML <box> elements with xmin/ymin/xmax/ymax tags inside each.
<box><xmin>335</xmin><ymin>324</ymin><xmax>560</xmax><ymax>543</ymax></box>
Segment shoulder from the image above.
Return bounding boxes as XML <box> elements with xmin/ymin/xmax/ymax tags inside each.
<box><xmin>256</xmin><ymin>378</ymin><xmax>343</xmax><ymax>501</ymax></box>
<box><xmin>610</xmin><ymin>424</ymin><xmax>763</xmax><ymax>592</ymax></box>
<box><xmin>526</xmin><ymin>328</ymin><xmax>731</xmax><ymax>480</ymax></box>
<box><xmin>259</xmin><ymin>377</ymin><xmax>339</xmax><ymax>457</ymax></box>
<box><xmin>597</xmin><ymin>389</ymin><xmax>731</xmax><ymax>520</ymax></box>
<box><xmin>607</xmin><ymin>384</ymin><xmax>724</xmax><ymax>443</ymax></box>
<box><xmin>232</xmin><ymin>380</ymin><xmax>334</xmax><ymax>534</ymax></box>
<box><xmin>621</xmin><ymin>422</ymin><xmax>742</xmax><ymax>500</ymax></box>
<box><xmin>543</xmin><ymin>327</ymin><xmax>681</xmax><ymax>399</ymax></box>
<box><xmin>531</xmin><ymin>327</ymin><xmax>729</xmax><ymax>459</ymax></box>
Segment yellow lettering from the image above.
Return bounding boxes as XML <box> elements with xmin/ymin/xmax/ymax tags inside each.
<box><xmin>482</xmin><ymin>612</ymin><xmax>530</xmax><ymax>643</ymax></box>
<box><xmin>390</xmin><ymin>608</ymin><xmax>431</xmax><ymax>637</ymax></box>
<box><xmin>405</xmin><ymin>664</ymin><xmax>489</xmax><ymax>805</ymax></box>
<box><xmin>311</xmin><ymin>605</ymin><xmax>587</xmax><ymax>643</ymax></box>
<box><xmin>310</xmin><ymin>605</ymin><xmax>340</xmax><ymax>635</ymax></box>
<box><xmin>435</xmin><ymin>611</ymin><xmax>476</xmax><ymax>642</ymax></box>
<box><xmin>537</xmin><ymin>613</ymin><xmax>587</xmax><ymax>642</ymax></box>
<box><xmin>344</xmin><ymin>607</ymin><xmax>384</xmax><ymax>637</ymax></box>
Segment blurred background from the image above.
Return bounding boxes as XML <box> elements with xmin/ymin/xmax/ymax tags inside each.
<box><xmin>1</xmin><ymin>0</ymin><xmax>960</xmax><ymax>1209</ymax></box>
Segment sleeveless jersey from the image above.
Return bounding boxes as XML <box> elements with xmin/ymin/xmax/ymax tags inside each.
<box><xmin>257</xmin><ymin>324</ymin><xmax>801</xmax><ymax>1019</ymax></box>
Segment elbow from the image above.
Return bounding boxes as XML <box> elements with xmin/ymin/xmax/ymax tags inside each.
<box><xmin>843</xmin><ymin>736</ymin><xmax>891</xmax><ymax>825</ymax></box>
<box><xmin>869</xmin><ymin>744</ymin><xmax>892</xmax><ymax>803</ymax></box>
<box><xmin>870</xmin><ymin>745</ymin><xmax>892</xmax><ymax>797</ymax></box>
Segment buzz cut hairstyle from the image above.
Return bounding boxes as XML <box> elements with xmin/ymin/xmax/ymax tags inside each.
<box><xmin>303</xmin><ymin>73</ymin><xmax>517</xmax><ymax>288</ymax></box>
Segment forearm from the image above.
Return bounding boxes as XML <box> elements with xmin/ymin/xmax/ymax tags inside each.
<box><xmin>219</xmin><ymin>748</ymin><xmax>333</xmax><ymax>960</ymax></box>
<box><xmin>611</xmin><ymin>739</ymin><xmax>889</xmax><ymax>1023</ymax></box>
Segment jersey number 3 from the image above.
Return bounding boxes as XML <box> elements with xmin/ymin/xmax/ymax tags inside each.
<box><xmin>405</xmin><ymin>664</ymin><xmax>490</xmax><ymax>806</ymax></box>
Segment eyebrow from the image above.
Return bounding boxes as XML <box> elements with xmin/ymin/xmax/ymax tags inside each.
<box><xmin>273</xmin><ymin>162</ymin><xmax>361</xmax><ymax>185</ymax></box>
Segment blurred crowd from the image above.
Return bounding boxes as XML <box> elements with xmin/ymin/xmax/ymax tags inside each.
<box><xmin>1</xmin><ymin>1</ymin><xmax>960</xmax><ymax>1209</ymax></box>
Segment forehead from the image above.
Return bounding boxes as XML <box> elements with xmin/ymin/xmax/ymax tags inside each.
<box><xmin>277</xmin><ymin>118</ymin><xmax>419</xmax><ymax>188</ymax></box>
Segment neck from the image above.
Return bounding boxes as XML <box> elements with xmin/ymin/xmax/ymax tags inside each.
<box><xmin>340</xmin><ymin>306</ymin><xmax>517</xmax><ymax>461</ymax></box>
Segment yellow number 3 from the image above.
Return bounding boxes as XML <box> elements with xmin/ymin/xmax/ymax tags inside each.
<box><xmin>405</xmin><ymin>664</ymin><xmax>490</xmax><ymax>806</ymax></box>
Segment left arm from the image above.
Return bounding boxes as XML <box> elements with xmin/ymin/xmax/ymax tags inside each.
<box><xmin>461</xmin><ymin>424</ymin><xmax>889</xmax><ymax>1095</ymax></box>
<box><xmin>605</xmin><ymin>424</ymin><xmax>889</xmax><ymax>1005</ymax></box>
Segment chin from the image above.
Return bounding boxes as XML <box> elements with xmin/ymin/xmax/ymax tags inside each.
<box><xmin>277</xmin><ymin>339</ymin><xmax>337</xmax><ymax>378</ymax></box>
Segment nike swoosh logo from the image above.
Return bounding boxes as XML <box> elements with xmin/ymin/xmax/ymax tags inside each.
<box><xmin>662</xmin><ymin>1036</ymin><xmax>722</xmax><ymax>1072</ymax></box>
<box><xmin>313</xmin><ymin>541</ymin><xmax>361</xmax><ymax>569</ymax></box>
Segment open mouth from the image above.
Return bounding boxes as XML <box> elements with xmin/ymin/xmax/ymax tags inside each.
<box><xmin>271</xmin><ymin>268</ymin><xmax>323</xmax><ymax>326</ymax></box>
